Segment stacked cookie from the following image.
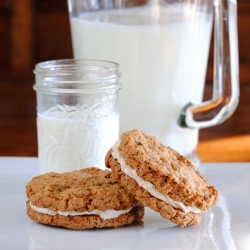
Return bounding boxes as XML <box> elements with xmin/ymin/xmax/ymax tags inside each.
<box><xmin>26</xmin><ymin>167</ymin><xmax>144</xmax><ymax>229</ymax></box>
<box><xmin>26</xmin><ymin>129</ymin><xmax>219</xmax><ymax>229</ymax></box>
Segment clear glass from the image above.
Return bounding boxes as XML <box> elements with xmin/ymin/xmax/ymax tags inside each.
<box><xmin>33</xmin><ymin>59</ymin><xmax>121</xmax><ymax>174</ymax></box>
<box><xmin>67</xmin><ymin>0</ymin><xmax>239</xmax><ymax>165</ymax></box>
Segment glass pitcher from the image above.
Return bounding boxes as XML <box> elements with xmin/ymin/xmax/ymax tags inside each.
<box><xmin>67</xmin><ymin>0</ymin><xmax>239</xmax><ymax>164</ymax></box>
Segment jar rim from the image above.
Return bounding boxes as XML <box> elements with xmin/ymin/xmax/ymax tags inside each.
<box><xmin>33</xmin><ymin>59</ymin><xmax>121</xmax><ymax>93</ymax></box>
<box><xmin>34</xmin><ymin>59</ymin><xmax>120</xmax><ymax>76</ymax></box>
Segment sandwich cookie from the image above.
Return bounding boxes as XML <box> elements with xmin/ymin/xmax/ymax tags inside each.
<box><xmin>105</xmin><ymin>129</ymin><xmax>219</xmax><ymax>227</ymax></box>
<box><xmin>26</xmin><ymin>167</ymin><xmax>144</xmax><ymax>229</ymax></box>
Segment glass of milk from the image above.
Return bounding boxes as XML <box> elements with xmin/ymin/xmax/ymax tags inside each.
<box><xmin>67</xmin><ymin>0</ymin><xmax>239</xmax><ymax>165</ymax></box>
<box><xmin>33</xmin><ymin>59</ymin><xmax>121</xmax><ymax>174</ymax></box>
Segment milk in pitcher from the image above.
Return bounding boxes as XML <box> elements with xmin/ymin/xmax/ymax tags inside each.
<box><xmin>69</xmin><ymin>5</ymin><xmax>213</xmax><ymax>157</ymax></box>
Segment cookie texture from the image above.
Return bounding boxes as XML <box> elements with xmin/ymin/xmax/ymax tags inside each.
<box><xmin>26</xmin><ymin>167</ymin><xmax>144</xmax><ymax>229</ymax></box>
<box><xmin>105</xmin><ymin>129</ymin><xmax>219</xmax><ymax>227</ymax></box>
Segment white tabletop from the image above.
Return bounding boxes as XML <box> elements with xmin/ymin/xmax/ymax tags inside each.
<box><xmin>0</xmin><ymin>157</ymin><xmax>250</xmax><ymax>250</ymax></box>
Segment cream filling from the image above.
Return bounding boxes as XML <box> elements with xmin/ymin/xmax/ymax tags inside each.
<box><xmin>111</xmin><ymin>140</ymin><xmax>202</xmax><ymax>214</ymax></box>
<box><xmin>30</xmin><ymin>202</ymin><xmax>133</xmax><ymax>220</ymax></box>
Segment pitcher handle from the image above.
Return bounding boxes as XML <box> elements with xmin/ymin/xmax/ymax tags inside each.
<box><xmin>178</xmin><ymin>0</ymin><xmax>239</xmax><ymax>129</ymax></box>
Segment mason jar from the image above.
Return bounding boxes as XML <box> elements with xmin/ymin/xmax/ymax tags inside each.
<box><xmin>33</xmin><ymin>59</ymin><xmax>121</xmax><ymax>174</ymax></box>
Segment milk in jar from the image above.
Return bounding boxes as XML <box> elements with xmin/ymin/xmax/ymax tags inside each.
<box><xmin>69</xmin><ymin>4</ymin><xmax>213</xmax><ymax>158</ymax></box>
<box><xmin>37</xmin><ymin>107</ymin><xmax>119</xmax><ymax>174</ymax></box>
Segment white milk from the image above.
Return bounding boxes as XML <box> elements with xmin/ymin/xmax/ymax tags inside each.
<box><xmin>37</xmin><ymin>106</ymin><xmax>119</xmax><ymax>174</ymax></box>
<box><xmin>69</xmin><ymin>5</ymin><xmax>213</xmax><ymax>158</ymax></box>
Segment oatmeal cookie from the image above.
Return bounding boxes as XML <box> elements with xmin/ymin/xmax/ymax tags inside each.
<box><xmin>105</xmin><ymin>129</ymin><xmax>219</xmax><ymax>227</ymax></box>
<box><xmin>26</xmin><ymin>167</ymin><xmax>144</xmax><ymax>229</ymax></box>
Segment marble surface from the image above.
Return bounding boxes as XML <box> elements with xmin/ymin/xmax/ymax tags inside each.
<box><xmin>0</xmin><ymin>157</ymin><xmax>250</xmax><ymax>250</ymax></box>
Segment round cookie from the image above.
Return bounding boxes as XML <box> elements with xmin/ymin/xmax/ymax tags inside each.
<box><xmin>105</xmin><ymin>129</ymin><xmax>219</xmax><ymax>227</ymax></box>
<box><xmin>26</xmin><ymin>167</ymin><xmax>144</xmax><ymax>229</ymax></box>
